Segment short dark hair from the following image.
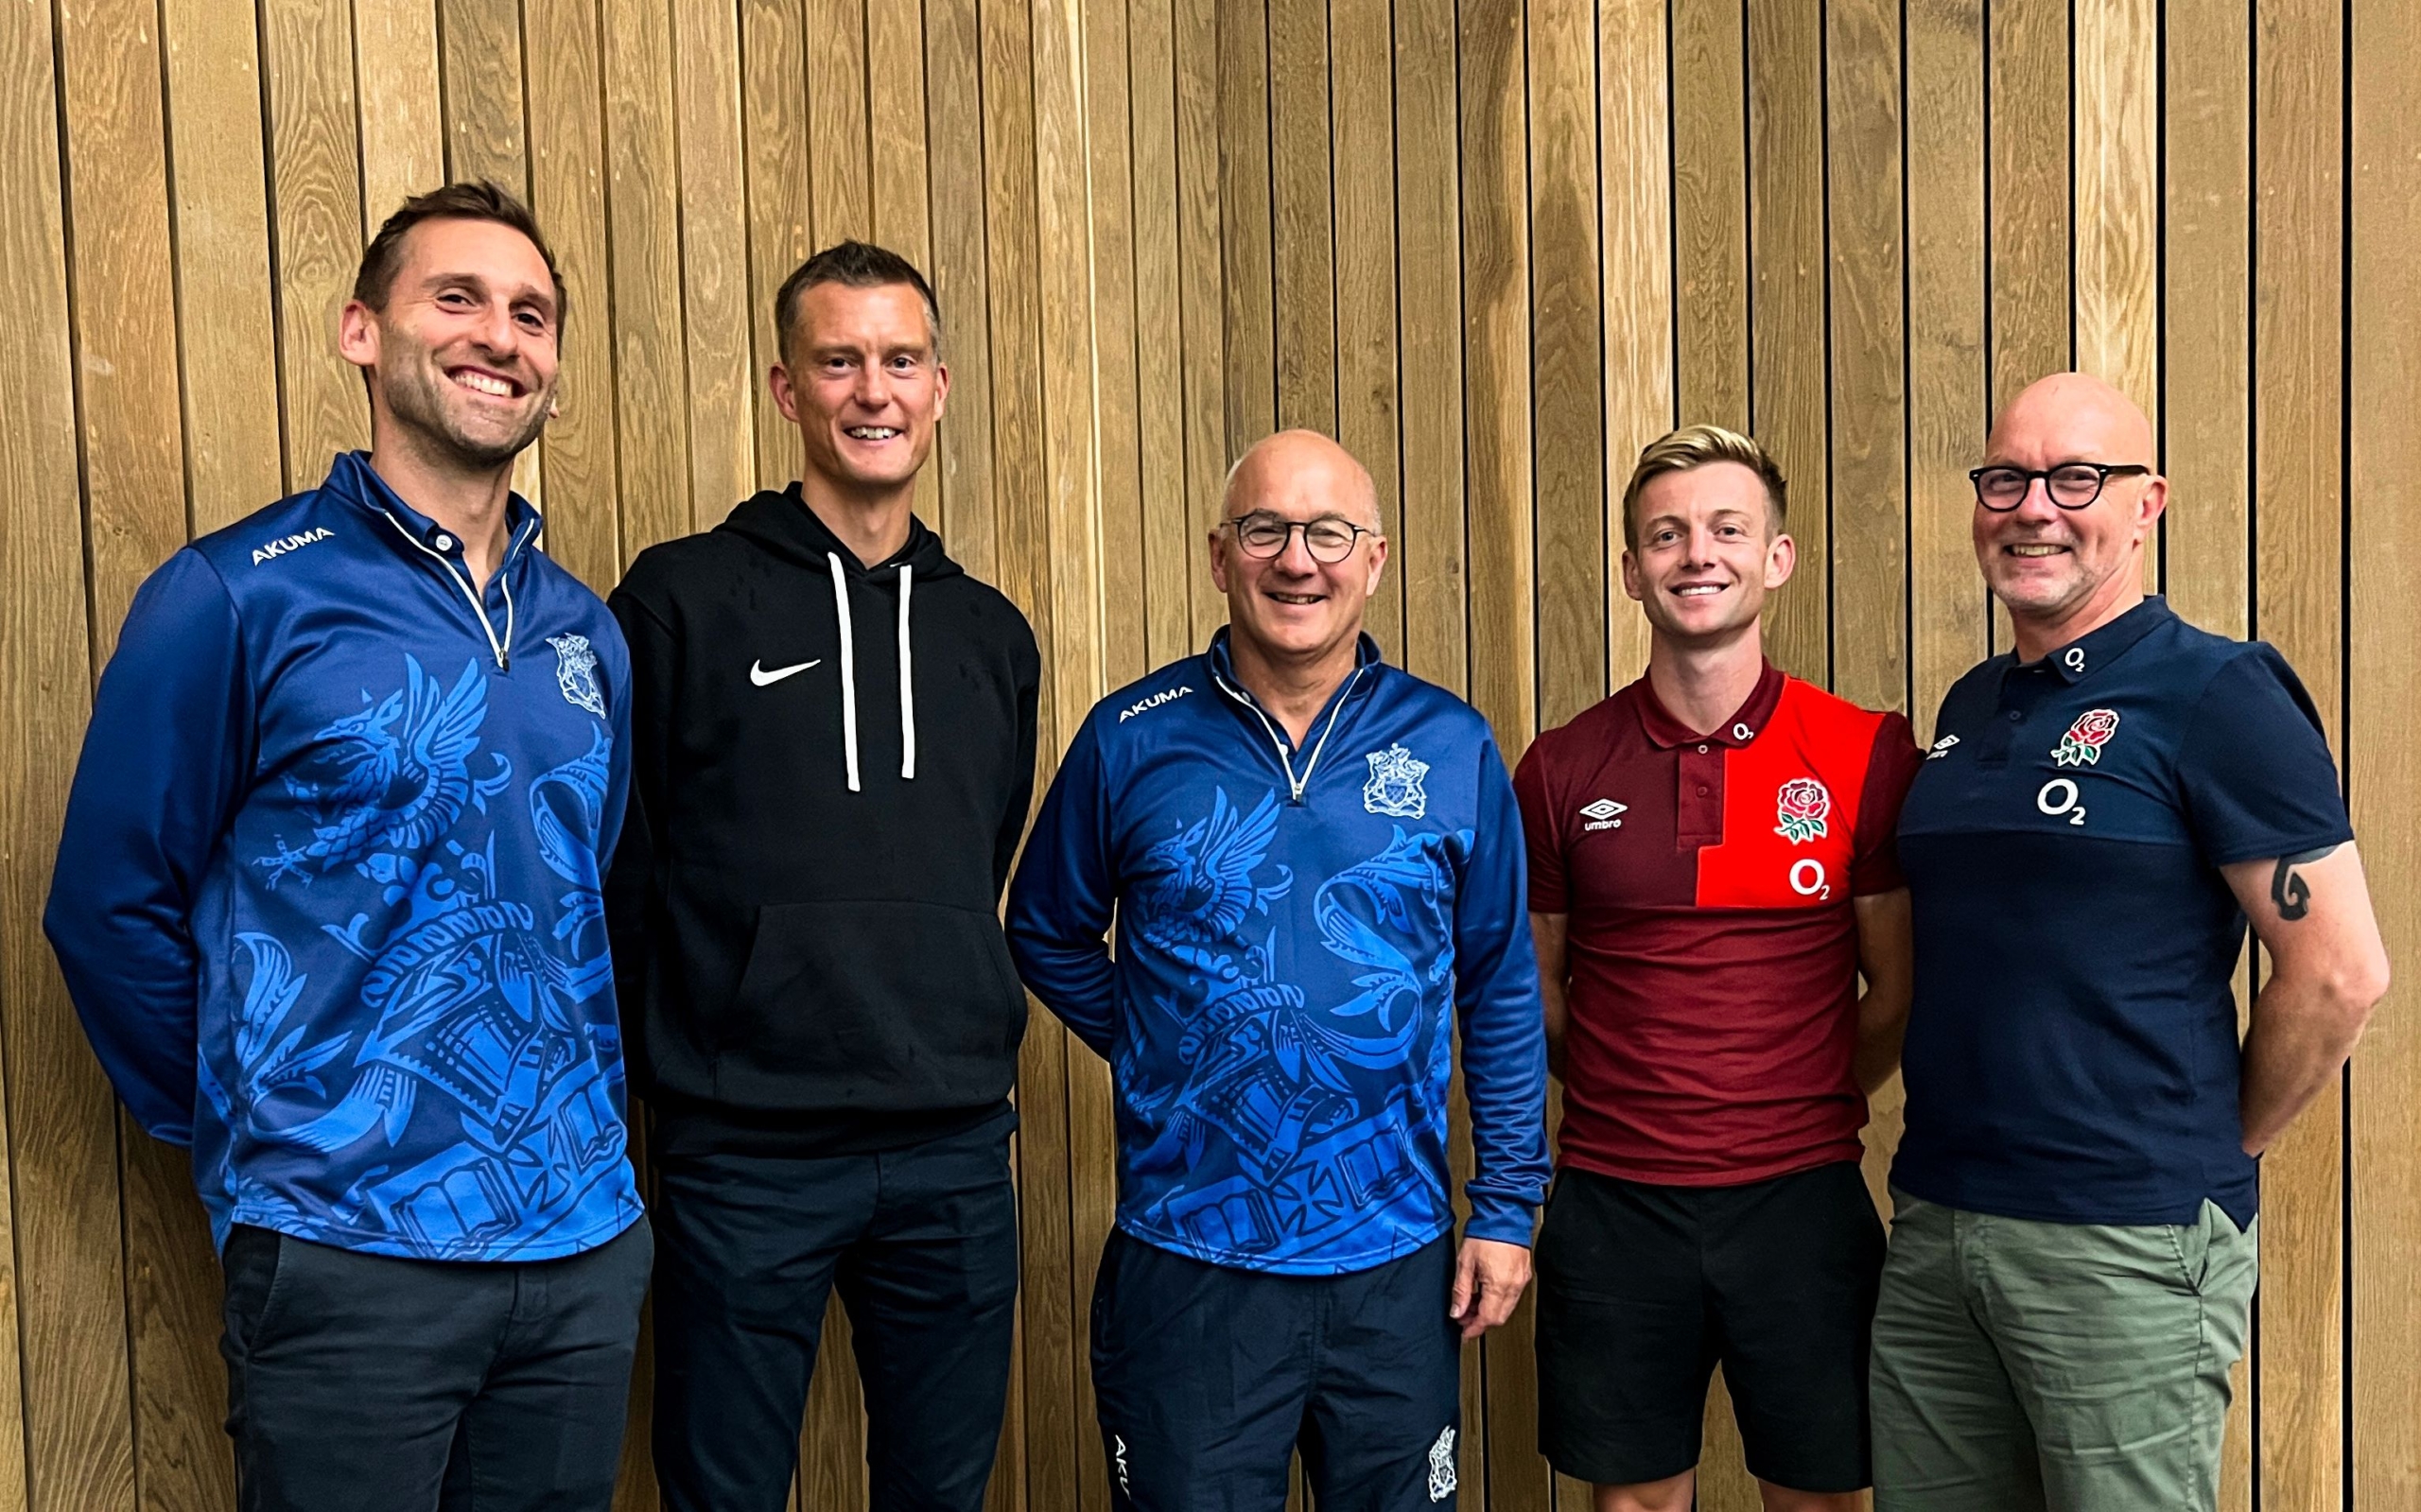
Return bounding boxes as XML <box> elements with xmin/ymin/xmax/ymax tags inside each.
<box><xmin>774</xmin><ymin>240</ymin><xmax>943</xmax><ymax>366</ymax></box>
<box><xmin>355</xmin><ymin>181</ymin><xmax>567</xmax><ymax>332</ymax></box>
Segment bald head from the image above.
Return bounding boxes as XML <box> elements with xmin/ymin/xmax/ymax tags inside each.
<box><xmin>1225</xmin><ymin>429</ymin><xmax>1383</xmax><ymax>531</ymax></box>
<box><xmin>1985</xmin><ymin>372</ymin><xmax>2155</xmax><ymax>470</ymax></box>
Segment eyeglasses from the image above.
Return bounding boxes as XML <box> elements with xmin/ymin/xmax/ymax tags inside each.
<box><xmin>1223</xmin><ymin>513</ymin><xmax>1377</xmax><ymax>564</ymax></box>
<box><xmin>1969</xmin><ymin>462</ymin><xmax>2152</xmax><ymax>511</ymax></box>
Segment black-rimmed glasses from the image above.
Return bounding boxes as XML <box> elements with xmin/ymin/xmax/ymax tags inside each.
<box><xmin>1223</xmin><ymin>513</ymin><xmax>1377</xmax><ymax>564</ymax></box>
<box><xmin>1969</xmin><ymin>461</ymin><xmax>2152</xmax><ymax>511</ymax></box>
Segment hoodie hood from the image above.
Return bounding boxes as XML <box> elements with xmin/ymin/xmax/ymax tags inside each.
<box><xmin>718</xmin><ymin>486</ymin><xmax>963</xmax><ymax>791</ymax></box>
<box><xmin>718</xmin><ymin>484</ymin><xmax>963</xmax><ymax>582</ymax></box>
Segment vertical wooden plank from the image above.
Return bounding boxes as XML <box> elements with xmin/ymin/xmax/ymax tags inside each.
<box><xmin>1072</xmin><ymin>0</ymin><xmax>1132</xmax><ymax>1501</ymax></box>
<box><xmin>1266</xmin><ymin>0</ymin><xmax>1332</xmax><ymax>435</ymax></box>
<box><xmin>1330</xmin><ymin>0</ymin><xmax>1400</xmax><ymax>659</ymax></box>
<box><xmin>1597</xmin><ymin>0</ymin><xmax>1673</xmax><ymax>697</ymax></box>
<box><xmin>1986</xmin><ymin>0</ymin><xmax>2068</xmax><ymax>408</ymax></box>
<box><xmin>1671</xmin><ymin>0</ymin><xmax>1748</xmax><ymax>431</ymax></box>
<box><xmin>526</xmin><ymin>0</ymin><xmax>619</xmax><ymax>591</ymax></box>
<box><xmin>865</xmin><ymin>0</ymin><xmax>940</xmax><ymax>539</ymax></box>
<box><xmin>352</xmin><ymin>0</ymin><xmax>443</xmax><ymax>231</ymax></box>
<box><xmin>25</xmin><ymin>1</ymin><xmax>152</xmax><ymax>1507</ymax></box>
<box><xmin>2349</xmin><ymin>6</ymin><xmax>2421</xmax><ymax>1506</ymax></box>
<box><xmin>2164</xmin><ymin>2</ymin><xmax>2251</xmax><ymax>634</ymax></box>
<box><xmin>1529</xmin><ymin>0</ymin><xmax>1604</xmax><ymax>735</ymax></box>
<box><xmin>1218</xmin><ymin>0</ymin><xmax>1273</xmax><ymax>459</ymax></box>
<box><xmin>1746</xmin><ymin>0</ymin><xmax>1826</xmax><ymax>689</ymax></box>
<box><xmin>743</xmin><ymin>0</ymin><xmax>811</xmax><ymax>488</ymax></box>
<box><xmin>978</xmin><ymin>2</ymin><xmax>1075</xmax><ymax>1503</ymax></box>
<box><xmin>927</xmin><ymin>0</ymin><xmax>1000</xmax><ymax>584</ymax></box>
<box><xmin>2070</xmin><ymin>0</ymin><xmax>2158</xmax><ymax>426</ymax></box>
<box><xmin>2163</xmin><ymin>14</ymin><xmax>2255</xmax><ymax>1496</ymax></box>
<box><xmin>261</xmin><ymin>0</ymin><xmax>368</xmax><ymax>489</ymax></box>
<box><xmin>1457</xmin><ymin>0</ymin><xmax>1533</xmax><ymax>748</ymax></box>
<box><xmin>807</xmin><ymin>0</ymin><xmax>872</xmax><ymax>244</ymax></box>
<box><xmin>164</xmin><ymin>0</ymin><xmax>284</xmax><ymax>533</ymax></box>
<box><xmin>675</xmin><ymin>0</ymin><xmax>757</xmax><ymax>528</ymax></box>
<box><xmin>440</xmin><ymin>0</ymin><xmax>528</xmax><ymax>186</ymax></box>
<box><xmin>1458</xmin><ymin>4</ymin><xmax>1535</xmax><ymax>1503</ymax></box>
<box><xmin>1825</xmin><ymin>0</ymin><xmax>1907</xmax><ymax>717</ymax></box>
<box><xmin>2252</xmin><ymin>1</ymin><xmax>2344</xmax><ymax>1505</ymax></box>
<box><xmin>1907</xmin><ymin>0</ymin><xmax>1988</xmax><ymax>745</ymax></box>
<box><xmin>1392</xmin><ymin>0</ymin><xmax>1472</xmax><ymax>1491</ymax></box>
<box><xmin>1131</xmin><ymin>0</ymin><xmax>1191</xmax><ymax>668</ymax></box>
<box><xmin>602</xmin><ymin>0</ymin><xmax>689</xmax><ymax>555</ymax></box>
<box><xmin>1173</xmin><ymin>0</ymin><xmax>1226</xmax><ymax>648</ymax></box>
<box><xmin>0</xmin><ymin>8</ymin><xmax>78</xmax><ymax>1511</ymax></box>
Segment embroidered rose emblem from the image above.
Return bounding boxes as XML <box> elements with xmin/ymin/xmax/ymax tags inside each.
<box><xmin>1773</xmin><ymin>777</ymin><xmax>1832</xmax><ymax>844</ymax></box>
<box><xmin>2052</xmin><ymin>707</ymin><xmax>2120</xmax><ymax>768</ymax></box>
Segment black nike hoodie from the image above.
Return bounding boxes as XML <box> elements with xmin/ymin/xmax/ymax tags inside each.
<box><xmin>605</xmin><ymin>485</ymin><xmax>1040</xmax><ymax>1155</ymax></box>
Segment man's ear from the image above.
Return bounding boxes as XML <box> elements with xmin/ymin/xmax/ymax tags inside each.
<box><xmin>1618</xmin><ymin>547</ymin><xmax>1646</xmax><ymax>604</ymax></box>
<box><xmin>768</xmin><ymin>362</ymin><xmax>800</xmax><ymax>425</ymax></box>
<box><xmin>337</xmin><ymin>300</ymin><xmax>379</xmax><ymax>373</ymax></box>
<box><xmin>1763</xmin><ymin>530</ymin><xmax>1798</xmax><ymax>590</ymax></box>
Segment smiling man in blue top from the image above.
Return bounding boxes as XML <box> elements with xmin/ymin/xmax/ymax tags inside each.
<box><xmin>1008</xmin><ymin>429</ymin><xmax>1551</xmax><ymax>1511</ymax></box>
<box><xmin>44</xmin><ymin>182</ymin><xmax>648</xmax><ymax>1512</ymax></box>
<box><xmin>1873</xmin><ymin>374</ymin><xmax>2391</xmax><ymax>1511</ymax></box>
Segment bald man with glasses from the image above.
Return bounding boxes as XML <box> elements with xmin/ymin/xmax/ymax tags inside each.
<box><xmin>1872</xmin><ymin>373</ymin><xmax>2391</xmax><ymax>1511</ymax></box>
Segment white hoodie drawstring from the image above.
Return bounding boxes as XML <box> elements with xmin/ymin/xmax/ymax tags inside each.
<box><xmin>827</xmin><ymin>553</ymin><xmax>862</xmax><ymax>792</ymax></box>
<box><xmin>827</xmin><ymin>553</ymin><xmax>918</xmax><ymax>791</ymax></box>
<box><xmin>897</xmin><ymin>565</ymin><xmax>916</xmax><ymax>779</ymax></box>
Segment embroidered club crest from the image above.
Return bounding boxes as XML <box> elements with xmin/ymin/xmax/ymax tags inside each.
<box><xmin>2052</xmin><ymin>707</ymin><xmax>2120</xmax><ymax>767</ymax></box>
<box><xmin>1364</xmin><ymin>743</ymin><xmax>1430</xmax><ymax>819</ymax></box>
<box><xmin>1773</xmin><ymin>777</ymin><xmax>1832</xmax><ymax>844</ymax></box>
<box><xmin>548</xmin><ymin>633</ymin><xmax>606</xmax><ymax>718</ymax></box>
<box><xmin>1427</xmin><ymin>1426</ymin><xmax>1457</xmax><ymax>1502</ymax></box>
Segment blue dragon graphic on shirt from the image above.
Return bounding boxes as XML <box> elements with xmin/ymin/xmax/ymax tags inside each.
<box><xmin>1122</xmin><ymin>786</ymin><xmax>1466</xmax><ymax>1262</ymax></box>
<box><xmin>203</xmin><ymin>655</ymin><xmax>633</xmax><ymax>1259</ymax></box>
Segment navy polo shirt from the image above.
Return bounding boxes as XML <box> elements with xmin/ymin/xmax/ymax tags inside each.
<box><xmin>1893</xmin><ymin>597</ymin><xmax>2351</xmax><ymax>1226</ymax></box>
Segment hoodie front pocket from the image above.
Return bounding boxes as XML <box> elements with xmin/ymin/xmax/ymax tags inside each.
<box><xmin>716</xmin><ymin>898</ymin><xmax>1028</xmax><ymax>1110</ymax></box>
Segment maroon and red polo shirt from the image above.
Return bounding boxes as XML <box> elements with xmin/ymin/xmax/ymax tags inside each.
<box><xmin>1512</xmin><ymin>663</ymin><xmax>1923</xmax><ymax>1187</ymax></box>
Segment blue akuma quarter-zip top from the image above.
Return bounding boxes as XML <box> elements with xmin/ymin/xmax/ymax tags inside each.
<box><xmin>45</xmin><ymin>451</ymin><xmax>643</xmax><ymax>1262</ymax></box>
<box><xmin>1007</xmin><ymin>631</ymin><xmax>1551</xmax><ymax>1275</ymax></box>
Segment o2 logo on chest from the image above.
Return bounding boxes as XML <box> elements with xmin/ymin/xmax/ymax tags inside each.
<box><xmin>2036</xmin><ymin>777</ymin><xmax>2087</xmax><ymax>826</ymax></box>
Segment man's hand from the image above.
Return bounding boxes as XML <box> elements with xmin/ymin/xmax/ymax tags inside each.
<box><xmin>1448</xmin><ymin>1237</ymin><xmax>1532</xmax><ymax>1340</ymax></box>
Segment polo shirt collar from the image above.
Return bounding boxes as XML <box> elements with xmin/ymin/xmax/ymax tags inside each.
<box><xmin>2015</xmin><ymin>595</ymin><xmax>2173</xmax><ymax>685</ymax></box>
<box><xmin>325</xmin><ymin>449</ymin><xmax>544</xmax><ymax>559</ymax></box>
<box><xmin>1634</xmin><ymin>659</ymin><xmax>1786</xmax><ymax>749</ymax></box>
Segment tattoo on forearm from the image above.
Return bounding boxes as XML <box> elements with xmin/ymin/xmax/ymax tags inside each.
<box><xmin>2269</xmin><ymin>843</ymin><xmax>2342</xmax><ymax>921</ymax></box>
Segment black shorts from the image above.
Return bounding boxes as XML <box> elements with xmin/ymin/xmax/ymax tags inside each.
<box><xmin>1534</xmin><ymin>1160</ymin><xmax>1884</xmax><ymax>1492</ymax></box>
<box><xmin>1090</xmin><ymin>1230</ymin><xmax>1464</xmax><ymax>1511</ymax></box>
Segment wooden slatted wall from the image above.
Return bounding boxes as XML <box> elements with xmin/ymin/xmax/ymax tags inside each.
<box><xmin>0</xmin><ymin>1</ymin><xmax>2413</xmax><ymax>1507</ymax></box>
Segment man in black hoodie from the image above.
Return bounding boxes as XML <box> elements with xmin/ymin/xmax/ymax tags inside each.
<box><xmin>606</xmin><ymin>242</ymin><xmax>1040</xmax><ymax>1512</ymax></box>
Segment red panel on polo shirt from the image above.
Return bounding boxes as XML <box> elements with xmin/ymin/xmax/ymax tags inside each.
<box><xmin>1513</xmin><ymin>664</ymin><xmax>1924</xmax><ymax>1186</ymax></box>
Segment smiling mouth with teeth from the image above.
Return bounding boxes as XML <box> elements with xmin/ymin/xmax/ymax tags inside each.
<box><xmin>450</xmin><ymin>368</ymin><xmax>519</xmax><ymax>398</ymax></box>
<box><xmin>1672</xmin><ymin>583</ymin><xmax>1727</xmax><ymax>597</ymax></box>
<box><xmin>845</xmin><ymin>426</ymin><xmax>903</xmax><ymax>441</ymax></box>
<box><xmin>2006</xmin><ymin>544</ymin><xmax>2070</xmax><ymax>556</ymax></box>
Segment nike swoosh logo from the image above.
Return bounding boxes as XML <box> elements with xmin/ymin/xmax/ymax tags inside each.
<box><xmin>749</xmin><ymin>659</ymin><xmax>820</xmax><ymax>686</ymax></box>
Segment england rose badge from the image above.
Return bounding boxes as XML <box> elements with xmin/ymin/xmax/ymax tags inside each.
<box><xmin>2052</xmin><ymin>708</ymin><xmax>2120</xmax><ymax>768</ymax></box>
<box><xmin>1773</xmin><ymin>777</ymin><xmax>1832</xmax><ymax>843</ymax></box>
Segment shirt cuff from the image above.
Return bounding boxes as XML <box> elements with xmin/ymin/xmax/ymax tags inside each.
<box><xmin>1464</xmin><ymin>1195</ymin><xmax>1539</xmax><ymax>1248</ymax></box>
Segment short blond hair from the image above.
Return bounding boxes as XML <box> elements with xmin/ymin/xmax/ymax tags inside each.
<box><xmin>1619</xmin><ymin>425</ymin><xmax>1787</xmax><ymax>548</ymax></box>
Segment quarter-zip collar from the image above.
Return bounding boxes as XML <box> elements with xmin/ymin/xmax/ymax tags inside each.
<box><xmin>1207</xmin><ymin>628</ymin><xmax>1385</xmax><ymax>804</ymax></box>
<box><xmin>326</xmin><ymin>450</ymin><xmax>540</xmax><ymax>671</ymax></box>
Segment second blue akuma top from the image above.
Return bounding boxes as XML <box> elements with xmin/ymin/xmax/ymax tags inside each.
<box><xmin>1006</xmin><ymin>631</ymin><xmax>1552</xmax><ymax>1276</ymax></box>
<box><xmin>1893</xmin><ymin>597</ymin><xmax>2352</xmax><ymax>1227</ymax></box>
<box><xmin>44</xmin><ymin>452</ymin><xmax>644</xmax><ymax>1261</ymax></box>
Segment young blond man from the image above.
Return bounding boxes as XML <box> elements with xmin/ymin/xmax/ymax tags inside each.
<box><xmin>1515</xmin><ymin>426</ymin><xmax>1922</xmax><ymax>1512</ymax></box>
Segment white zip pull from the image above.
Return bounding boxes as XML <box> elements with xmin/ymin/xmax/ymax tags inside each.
<box><xmin>1214</xmin><ymin>665</ymin><xmax>1364</xmax><ymax>804</ymax></box>
<box><xmin>381</xmin><ymin>511</ymin><xmax>525</xmax><ymax>670</ymax></box>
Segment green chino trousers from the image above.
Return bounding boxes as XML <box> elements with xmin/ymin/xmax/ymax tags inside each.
<box><xmin>1869</xmin><ymin>1189</ymin><xmax>2257</xmax><ymax>1512</ymax></box>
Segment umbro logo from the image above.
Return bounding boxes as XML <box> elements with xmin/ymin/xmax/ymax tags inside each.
<box><xmin>1580</xmin><ymin>798</ymin><xmax>1627</xmax><ymax>832</ymax></box>
<box><xmin>1926</xmin><ymin>733</ymin><xmax>1960</xmax><ymax>761</ymax></box>
<box><xmin>251</xmin><ymin>527</ymin><xmax>334</xmax><ymax>565</ymax></box>
<box><xmin>1120</xmin><ymin>685</ymin><xmax>1193</xmax><ymax>721</ymax></box>
<box><xmin>749</xmin><ymin>658</ymin><xmax>820</xmax><ymax>686</ymax></box>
